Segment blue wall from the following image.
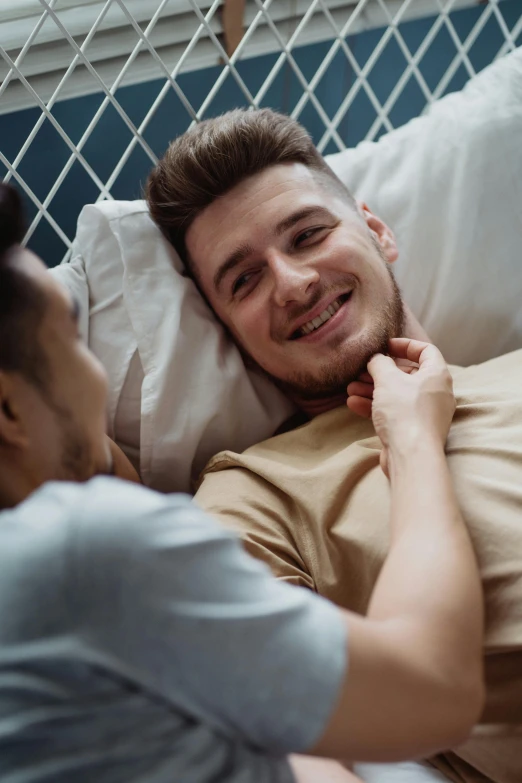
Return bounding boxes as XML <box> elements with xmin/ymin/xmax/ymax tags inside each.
<box><xmin>0</xmin><ymin>0</ymin><xmax>520</xmax><ymax>267</ymax></box>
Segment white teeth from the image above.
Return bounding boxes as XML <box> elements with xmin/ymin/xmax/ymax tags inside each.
<box><xmin>297</xmin><ymin>295</ymin><xmax>345</xmax><ymax>337</ymax></box>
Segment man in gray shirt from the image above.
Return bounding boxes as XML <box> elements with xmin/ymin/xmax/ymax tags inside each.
<box><xmin>1</xmin><ymin>476</ymin><xmax>348</xmax><ymax>782</ymax></box>
<box><xmin>0</xmin><ymin>182</ymin><xmax>483</xmax><ymax>782</ymax></box>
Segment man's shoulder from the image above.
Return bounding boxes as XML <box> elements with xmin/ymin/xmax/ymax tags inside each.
<box><xmin>452</xmin><ymin>348</ymin><xmax>522</xmax><ymax>396</ymax></box>
<box><xmin>449</xmin><ymin>349</ymin><xmax>522</xmax><ymax>424</ymax></box>
<box><xmin>200</xmin><ymin>406</ymin><xmax>376</xmax><ymax>481</ymax></box>
<box><xmin>195</xmin><ymin>406</ymin><xmax>377</xmax><ymax>537</ymax></box>
<box><xmin>62</xmin><ymin>477</ymin><xmax>207</xmax><ymax>563</ymax></box>
<box><xmin>0</xmin><ymin>481</ymin><xmax>84</xmax><ymax>571</ymax></box>
<box><xmin>0</xmin><ymin>478</ymin><xmax>234</xmax><ymax>634</ymax></box>
<box><xmin>0</xmin><ymin>478</ymin><xmax>198</xmax><ymax>580</ymax></box>
<box><xmin>0</xmin><ymin>482</ymin><xmax>92</xmax><ymax>642</ymax></box>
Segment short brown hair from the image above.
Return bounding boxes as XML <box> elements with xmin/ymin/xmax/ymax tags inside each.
<box><xmin>0</xmin><ymin>183</ymin><xmax>50</xmax><ymax>393</ymax></box>
<box><xmin>146</xmin><ymin>108</ymin><xmax>354</xmax><ymax>267</ymax></box>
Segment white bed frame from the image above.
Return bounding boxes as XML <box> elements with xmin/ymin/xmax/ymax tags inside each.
<box><xmin>0</xmin><ymin>0</ymin><xmax>520</xmax><ymax>266</ymax></box>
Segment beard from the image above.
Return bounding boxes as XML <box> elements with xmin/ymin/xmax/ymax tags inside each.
<box><xmin>58</xmin><ymin>417</ymin><xmax>97</xmax><ymax>481</ymax></box>
<box><xmin>42</xmin><ymin>391</ymin><xmax>108</xmax><ymax>482</ymax></box>
<box><xmin>263</xmin><ymin>263</ymin><xmax>405</xmax><ymax>403</ymax></box>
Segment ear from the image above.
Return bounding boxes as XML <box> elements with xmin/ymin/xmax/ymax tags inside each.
<box><xmin>358</xmin><ymin>201</ymin><xmax>398</xmax><ymax>264</ymax></box>
<box><xmin>0</xmin><ymin>372</ymin><xmax>30</xmax><ymax>449</ymax></box>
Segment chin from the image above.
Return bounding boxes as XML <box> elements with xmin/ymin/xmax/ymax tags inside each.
<box><xmin>345</xmin><ymin>331</ymin><xmax>390</xmax><ymax>376</ymax></box>
<box><xmin>276</xmin><ymin>330</ymin><xmax>392</xmax><ymax>401</ymax></box>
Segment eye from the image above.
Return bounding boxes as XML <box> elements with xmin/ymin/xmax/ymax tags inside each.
<box><xmin>295</xmin><ymin>226</ymin><xmax>324</xmax><ymax>247</ymax></box>
<box><xmin>232</xmin><ymin>270</ymin><xmax>256</xmax><ymax>296</ymax></box>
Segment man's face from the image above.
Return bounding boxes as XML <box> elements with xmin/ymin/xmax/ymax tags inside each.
<box><xmin>6</xmin><ymin>251</ymin><xmax>110</xmax><ymax>482</ymax></box>
<box><xmin>186</xmin><ymin>163</ymin><xmax>404</xmax><ymax>401</ymax></box>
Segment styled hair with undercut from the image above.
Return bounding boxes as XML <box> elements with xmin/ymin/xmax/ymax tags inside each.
<box><xmin>0</xmin><ymin>183</ymin><xmax>49</xmax><ymax>392</ymax></box>
<box><xmin>145</xmin><ymin>108</ymin><xmax>355</xmax><ymax>270</ymax></box>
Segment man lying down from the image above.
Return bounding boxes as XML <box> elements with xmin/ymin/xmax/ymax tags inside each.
<box><xmin>0</xmin><ymin>183</ymin><xmax>484</xmax><ymax>781</ymax></box>
<box><xmin>146</xmin><ymin>109</ymin><xmax>522</xmax><ymax>783</ymax></box>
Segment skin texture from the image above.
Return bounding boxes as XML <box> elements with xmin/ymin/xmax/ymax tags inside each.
<box><xmin>186</xmin><ymin>162</ymin><xmax>405</xmax><ymax>416</ymax></box>
<box><xmin>0</xmin><ymin>249</ymin><xmax>136</xmax><ymax>509</ymax></box>
<box><xmin>310</xmin><ymin>340</ymin><xmax>483</xmax><ymax>761</ymax></box>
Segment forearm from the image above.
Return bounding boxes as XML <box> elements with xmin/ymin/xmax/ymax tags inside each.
<box><xmin>359</xmin><ymin>439</ymin><xmax>484</xmax><ymax>752</ymax></box>
<box><xmin>369</xmin><ymin>438</ymin><xmax>483</xmax><ymax>676</ymax></box>
<box><xmin>313</xmin><ymin>340</ymin><xmax>484</xmax><ymax>761</ymax></box>
<box><xmin>312</xmin><ymin>439</ymin><xmax>484</xmax><ymax>761</ymax></box>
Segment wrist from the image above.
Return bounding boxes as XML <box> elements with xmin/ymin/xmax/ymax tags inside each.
<box><xmin>387</xmin><ymin>434</ymin><xmax>446</xmax><ymax>481</ymax></box>
<box><xmin>387</xmin><ymin>422</ymin><xmax>445</xmax><ymax>457</ymax></box>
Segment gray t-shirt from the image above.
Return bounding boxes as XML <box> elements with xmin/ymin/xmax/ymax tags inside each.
<box><xmin>0</xmin><ymin>477</ymin><xmax>347</xmax><ymax>782</ymax></box>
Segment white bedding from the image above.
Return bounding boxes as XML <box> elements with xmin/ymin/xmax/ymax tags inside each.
<box><xmin>355</xmin><ymin>761</ymin><xmax>450</xmax><ymax>782</ymax></box>
<box><xmin>51</xmin><ymin>46</ymin><xmax>522</xmax><ymax>494</ymax></box>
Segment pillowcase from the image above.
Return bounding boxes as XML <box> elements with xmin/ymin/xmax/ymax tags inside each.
<box><xmin>51</xmin><ymin>203</ymin><xmax>294</xmax><ymax>492</ymax></box>
<box><xmin>51</xmin><ymin>47</ymin><xmax>522</xmax><ymax>493</ymax></box>
<box><xmin>326</xmin><ymin>46</ymin><xmax>522</xmax><ymax>366</ymax></box>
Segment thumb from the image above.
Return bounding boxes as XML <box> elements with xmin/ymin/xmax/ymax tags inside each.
<box><xmin>367</xmin><ymin>353</ymin><xmax>397</xmax><ymax>384</ymax></box>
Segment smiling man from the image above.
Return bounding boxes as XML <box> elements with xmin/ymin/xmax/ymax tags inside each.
<box><xmin>148</xmin><ymin>110</ymin><xmax>427</xmax><ymax>417</ymax></box>
<box><xmin>189</xmin><ymin>165</ymin><xmax>407</xmax><ymax>415</ymax></box>
<box><xmin>147</xmin><ymin>108</ymin><xmax>522</xmax><ymax>783</ymax></box>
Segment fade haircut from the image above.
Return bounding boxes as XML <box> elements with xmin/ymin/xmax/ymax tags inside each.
<box><xmin>146</xmin><ymin>108</ymin><xmax>356</xmax><ymax>272</ymax></box>
<box><xmin>0</xmin><ymin>183</ymin><xmax>49</xmax><ymax>391</ymax></box>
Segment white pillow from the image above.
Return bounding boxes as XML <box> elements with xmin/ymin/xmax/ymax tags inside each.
<box><xmin>51</xmin><ymin>203</ymin><xmax>294</xmax><ymax>492</ymax></box>
<box><xmin>51</xmin><ymin>47</ymin><xmax>522</xmax><ymax>493</ymax></box>
<box><xmin>326</xmin><ymin>46</ymin><xmax>522</xmax><ymax>366</ymax></box>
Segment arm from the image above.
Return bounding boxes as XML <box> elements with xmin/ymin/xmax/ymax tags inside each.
<box><xmin>289</xmin><ymin>756</ymin><xmax>362</xmax><ymax>783</ymax></box>
<box><xmin>86</xmin><ymin>336</ymin><xmax>482</xmax><ymax>771</ymax></box>
<box><xmin>311</xmin><ymin>339</ymin><xmax>484</xmax><ymax>762</ymax></box>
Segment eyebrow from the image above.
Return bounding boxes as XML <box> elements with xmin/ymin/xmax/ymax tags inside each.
<box><xmin>274</xmin><ymin>205</ymin><xmax>333</xmax><ymax>237</ymax></box>
<box><xmin>213</xmin><ymin>206</ymin><xmax>334</xmax><ymax>294</ymax></box>
<box><xmin>213</xmin><ymin>241</ymin><xmax>255</xmax><ymax>294</ymax></box>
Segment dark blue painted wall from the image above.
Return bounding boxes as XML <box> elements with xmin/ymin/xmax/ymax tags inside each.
<box><xmin>0</xmin><ymin>0</ymin><xmax>520</xmax><ymax>266</ymax></box>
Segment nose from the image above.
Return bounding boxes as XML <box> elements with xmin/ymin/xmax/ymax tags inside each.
<box><xmin>268</xmin><ymin>250</ymin><xmax>319</xmax><ymax>307</ymax></box>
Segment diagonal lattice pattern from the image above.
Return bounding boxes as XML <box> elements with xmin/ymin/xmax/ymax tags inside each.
<box><xmin>0</xmin><ymin>0</ymin><xmax>520</xmax><ymax>265</ymax></box>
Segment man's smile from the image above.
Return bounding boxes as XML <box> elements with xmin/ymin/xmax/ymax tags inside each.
<box><xmin>289</xmin><ymin>291</ymin><xmax>353</xmax><ymax>342</ymax></box>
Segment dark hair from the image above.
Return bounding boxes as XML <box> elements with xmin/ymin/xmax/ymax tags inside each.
<box><xmin>0</xmin><ymin>183</ymin><xmax>49</xmax><ymax>391</ymax></box>
<box><xmin>146</xmin><ymin>108</ymin><xmax>355</xmax><ymax>271</ymax></box>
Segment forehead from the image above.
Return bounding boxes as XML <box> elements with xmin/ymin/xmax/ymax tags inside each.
<box><xmin>186</xmin><ymin>163</ymin><xmax>339</xmax><ymax>266</ymax></box>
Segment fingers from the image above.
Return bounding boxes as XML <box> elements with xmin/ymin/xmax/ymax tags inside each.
<box><xmin>346</xmin><ymin>395</ymin><xmax>372</xmax><ymax>419</ymax></box>
<box><xmin>347</xmin><ymin>380</ymin><xmax>374</xmax><ymax>399</ymax></box>
<box><xmin>394</xmin><ymin>359</ymin><xmax>418</xmax><ymax>375</ymax></box>
<box><xmin>366</xmin><ymin>352</ymin><xmax>397</xmax><ymax>383</ymax></box>
<box><xmin>380</xmin><ymin>448</ymin><xmax>389</xmax><ymax>480</ymax></box>
<box><xmin>387</xmin><ymin>337</ymin><xmax>445</xmax><ymax>369</ymax></box>
<box><xmin>349</xmin><ymin>363</ymin><xmax>414</xmax><ymax>400</ymax></box>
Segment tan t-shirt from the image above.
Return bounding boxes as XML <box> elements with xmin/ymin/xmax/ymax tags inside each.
<box><xmin>195</xmin><ymin>349</ymin><xmax>522</xmax><ymax>783</ymax></box>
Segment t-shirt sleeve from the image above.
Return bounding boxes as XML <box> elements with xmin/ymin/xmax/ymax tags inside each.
<box><xmin>195</xmin><ymin>461</ymin><xmax>316</xmax><ymax>591</ymax></box>
<box><xmin>71</xmin><ymin>477</ymin><xmax>347</xmax><ymax>756</ymax></box>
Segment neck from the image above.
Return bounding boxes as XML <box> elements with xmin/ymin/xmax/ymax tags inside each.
<box><xmin>292</xmin><ymin>393</ymin><xmax>348</xmax><ymax>419</ymax></box>
<box><xmin>293</xmin><ymin>305</ymin><xmax>432</xmax><ymax>419</ymax></box>
<box><xmin>0</xmin><ymin>455</ymin><xmax>41</xmax><ymax>511</ymax></box>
